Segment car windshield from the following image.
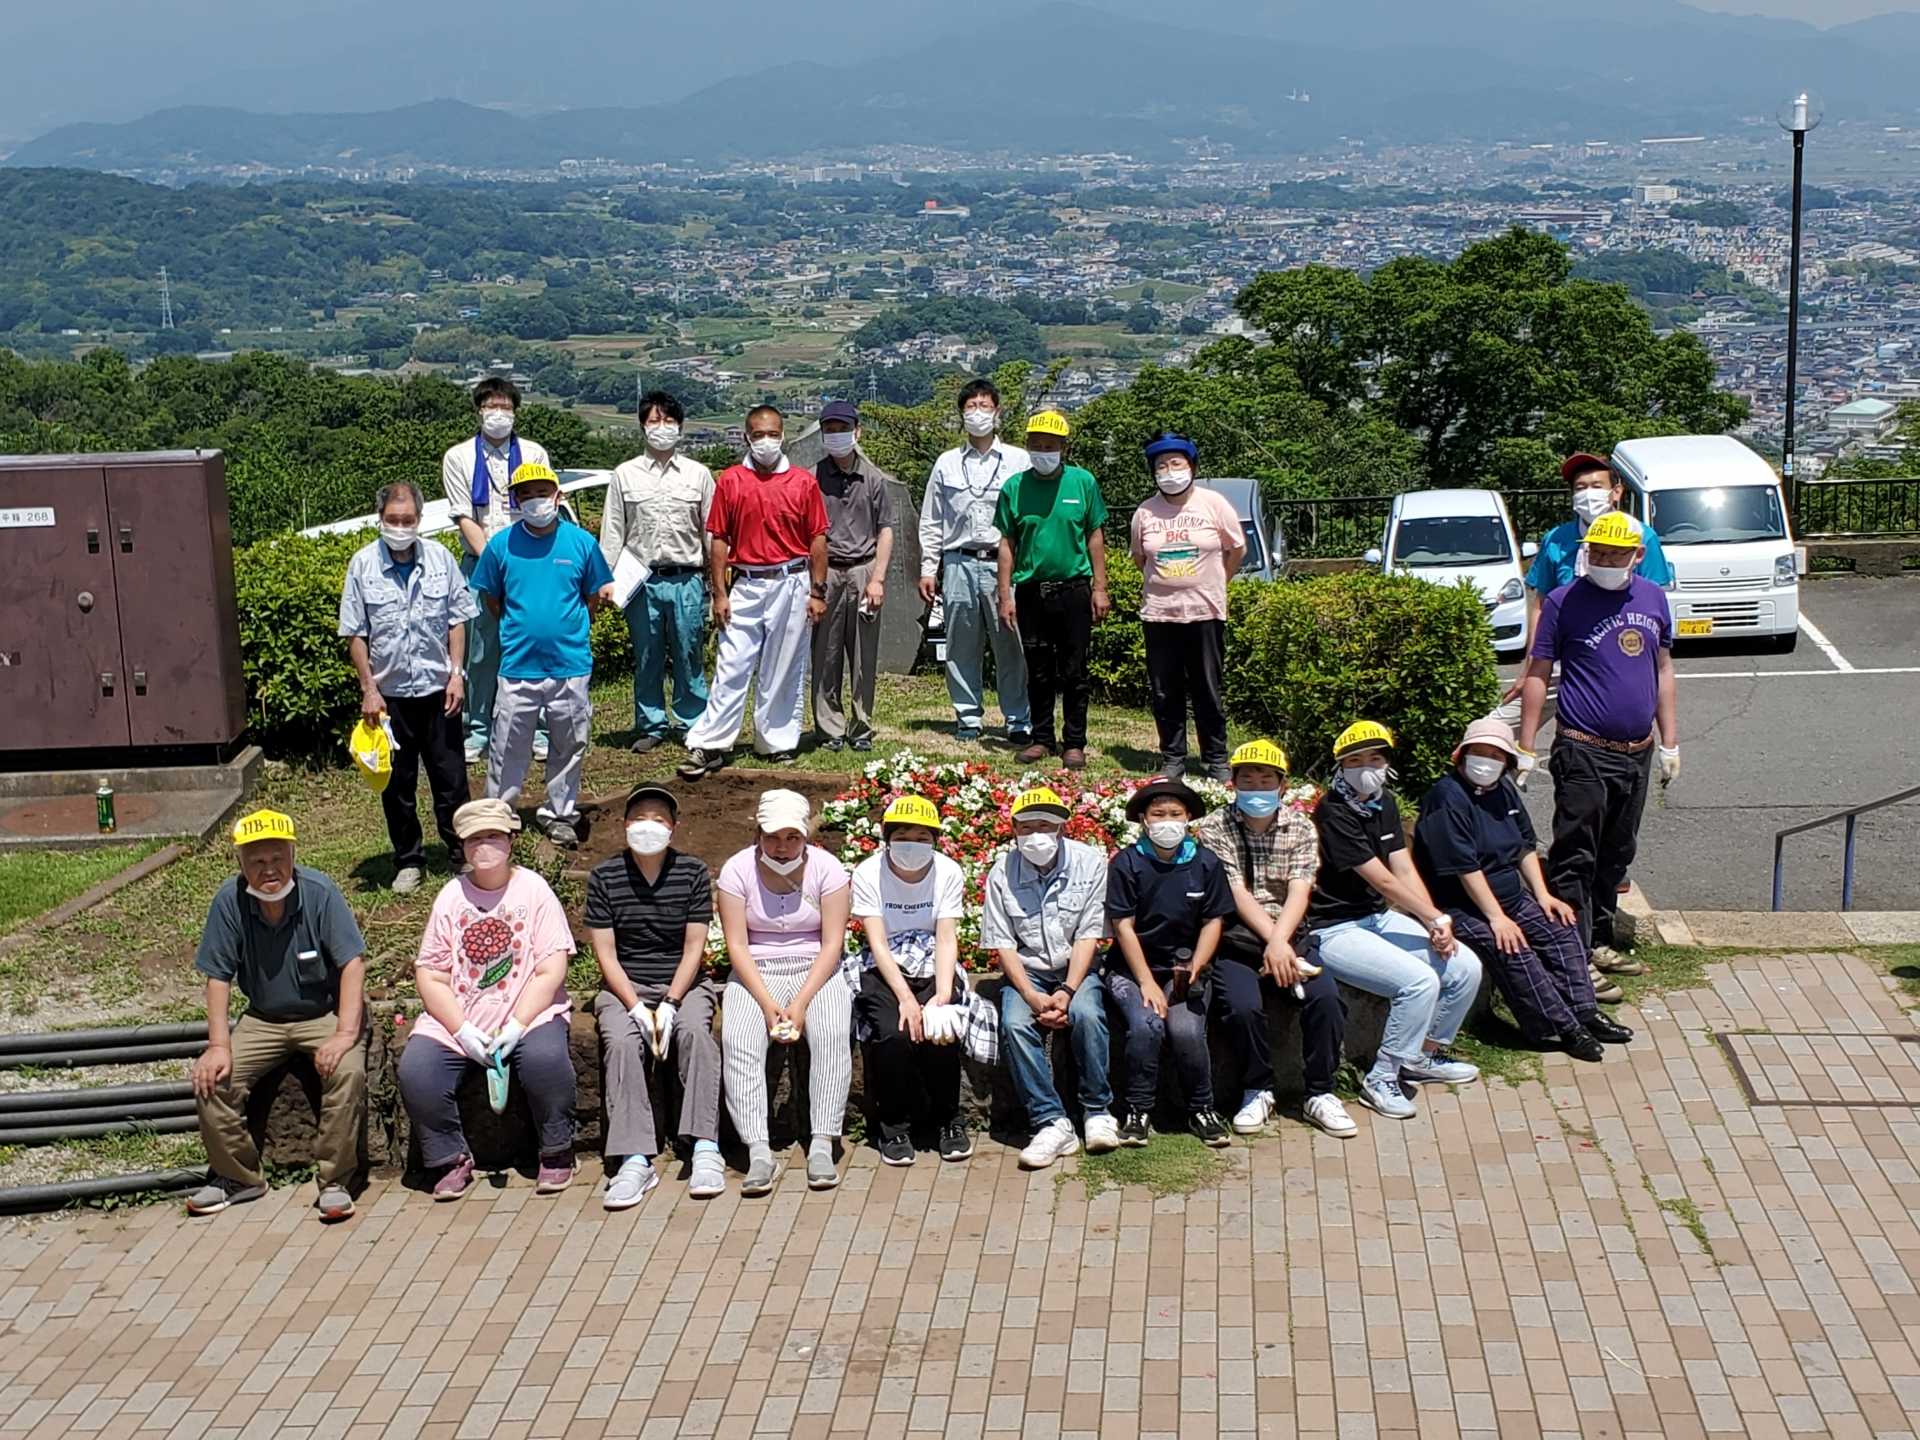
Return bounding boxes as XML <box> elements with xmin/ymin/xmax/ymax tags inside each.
<box><xmin>1649</xmin><ymin>485</ymin><xmax>1786</xmax><ymax>545</ymax></box>
<box><xmin>1393</xmin><ymin>515</ymin><xmax>1510</xmax><ymax>567</ymax></box>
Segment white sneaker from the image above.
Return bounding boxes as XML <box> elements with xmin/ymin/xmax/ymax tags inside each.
<box><xmin>1303</xmin><ymin>1093</ymin><xmax>1358</xmax><ymax>1138</ymax></box>
<box><xmin>1400</xmin><ymin>1048</ymin><xmax>1480</xmax><ymax>1086</ymax></box>
<box><xmin>1232</xmin><ymin>1090</ymin><xmax>1277</xmax><ymax>1134</ymax></box>
<box><xmin>463</xmin><ymin>741</ymin><xmax>485</xmax><ymax>765</ymax></box>
<box><xmin>1082</xmin><ymin>1113</ymin><xmax>1121</xmax><ymax>1154</ymax></box>
<box><xmin>531</xmin><ymin>734</ymin><xmax>550</xmax><ymax>762</ymax></box>
<box><xmin>603</xmin><ymin>1156</ymin><xmax>657</xmax><ymax>1211</ymax></box>
<box><xmin>1018</xmin><ymin>1119</ymin><xmax>1080</xmax><ymax>1170</ymax></box>
<box><xmin>392</xmin><ymin>866</ymin><xmax>424</xmax><ymax>896</ymax></box>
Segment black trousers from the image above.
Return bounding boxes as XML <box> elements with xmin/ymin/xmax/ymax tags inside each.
<box><xmin>1545</xmin><ymin>736</ymin><xmax>1653</xmax><ymax>953</ymax></box>
<box><xmin>381</xmin><ymin>691</ymin><xmax>471</xmax><ymax>870</ymax></box>
<box><xmin>855</xmin><ymin>969</ymin><xmax>962</xmax><ymax>1140</ymax></box>
<box><xmin>1216</xmin><ymin>925</ymin><xmax>1346</xmax><ymax>1099</ymax></box>
<box><xmin>1144</xmin><ymin>619</ymin><xmax>1228</xmax><ymax>769</ymax></box>
<box><xmin>1015</xmin><ymin>577</ymin><xmax>1092</xmax><ymax>750</ymax></box>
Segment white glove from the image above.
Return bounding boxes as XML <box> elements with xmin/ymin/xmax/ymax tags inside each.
<box><xmin>1658</xmin><ymin>745</ymin><xmax>1680</xmax><ymax>785</ymax></box>
<box><xmin>628</xmin><ymin>998</ymin><xmax>656</xmax><ymax>1042</ymax></box>
<box><xmin>651</xmin><ymin>1000</ymin><xmax>677</xmax><ymax>1059</ymax></box>
<box><xmin>492</xmin><ymin>1017</ymin><xmax>526</xmax><ymax>1061</ymax></box>
<box><xmin>1515</xmin><ymin>748</ymin><xmax>1538</xmax><ymax>790</ymax></box>
<box><xmin>454</xmin><ymin>1022</ymin><xmax>492</xmax><ymax>1066</ymax></box>
<box><xmin>921</xmin><ymin>1004</ymin><xmax>957</xmax><ymax>1045</ymax></box>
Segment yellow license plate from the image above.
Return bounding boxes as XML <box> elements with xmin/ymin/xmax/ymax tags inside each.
<box><xmin>1676</xmin><ymin>618</ymin><xmax>1714</xmax><ymax>637</ymax></box>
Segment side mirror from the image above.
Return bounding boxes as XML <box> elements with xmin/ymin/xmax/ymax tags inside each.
<box><xmin>1521</xmin><ymin>540</ymin><xmax>1539</xmax><ymax>559</ymax></box>
<box><xmin>1363</xmin><ymin>547</ymin><xmax>1383</xmax><ymax>566</ymax></box>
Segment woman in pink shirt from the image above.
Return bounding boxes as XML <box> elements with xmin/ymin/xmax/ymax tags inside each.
<box><xmin>716</xmin><ymin>789</ymin><xmax>853</xmax><ymax>1197</ymax></box>
<box><xmin>1130</xmin><ymin>434</ymin><xmax>1246</xmax><ymax>781</ymax></box>
<box><xmin>399</xmin><ymin>798</ymin><xmax>577</xmax><ymax>1200</ymax></box>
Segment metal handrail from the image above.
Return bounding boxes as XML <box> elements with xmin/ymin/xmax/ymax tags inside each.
<box><xmin>1771</xmin><ymin>783</ymin><xmax>1920</xmax><ymax>911</ymax></box>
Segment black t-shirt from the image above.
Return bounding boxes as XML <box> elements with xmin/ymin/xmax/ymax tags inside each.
<box><xmin>1307</xmin><ymin>791</ymin><xmax>1405</xmax><ymax>928</ymax></box>
<box><xmin>583</xmin><ymin>850</ymin><xmax>713</xmax><ymax>989</ymax></box>
<box><xmin>1104</xmin><ymin>841</ymin><xmax>1236</xmax><ymax>971</ymax></box>
<box><xmin>1413</xmin><ymin>771</ymin><xmax>1537</xmax><ymax>917</ymax></box>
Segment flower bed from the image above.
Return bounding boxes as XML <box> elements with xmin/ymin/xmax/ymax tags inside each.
<box><xmin>821</xmin><ymin>750</ymin><xmax>1321</xmax><ymax>971</ymax></box>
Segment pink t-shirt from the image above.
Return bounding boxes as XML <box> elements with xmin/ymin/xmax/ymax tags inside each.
<box><xmin>411</xmin><ymin>868</ymin><xmax>574</xmax><ymax>1054</ymax></box>
<box><xmin>1131</xmin><ymin>489</ymin><xmax>1243</xmax><ymax>623</ymax></box>
<box><xmin>716</xmin><ymin>846</ymin><xmax>849</xmax><ymax>975</ymax></box>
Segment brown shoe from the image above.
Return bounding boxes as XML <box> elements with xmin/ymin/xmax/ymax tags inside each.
<box><xmin>1062</xmin><ymin>748</ymin><xmax>1087</xmax><ymax>770</ymax></box>
<box><xmin>1590</xmin><ymin>964</ymin><xmax>1624</xmax><ymax>1004</ymax></box>
<box><xmin>1016</xmin><ymin>743</ymin><xmax>1053</xmax><ymax>764</ymax></box>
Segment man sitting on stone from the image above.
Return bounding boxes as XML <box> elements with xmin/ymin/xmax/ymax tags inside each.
<box><xmin>187</xmin><ymin>809</ymin><xmax>367</xmax><ymax>1222</ymax></box>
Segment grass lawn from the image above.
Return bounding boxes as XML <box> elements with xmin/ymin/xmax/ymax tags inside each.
<box><xmin>1111</xmin><ymin>279</ymin><xmax>1206</xmax><ymax>303</ymax></box>
<box><xmin>0</xmin><ymin>843</ymin><xmax>164</xmax><ymax>935</ymax></box>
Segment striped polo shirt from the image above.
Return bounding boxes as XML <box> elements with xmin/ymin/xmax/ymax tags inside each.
<box><xmin>583</xmin><ymin>850</ymin><xmax>713</xmax><ymax>988</ymax></box>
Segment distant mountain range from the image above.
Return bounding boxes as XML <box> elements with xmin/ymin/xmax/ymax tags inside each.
<box><xmin>9</xmin><ymin>1</ymin><xmax>1919</xmax><ymax>173</ymax></box>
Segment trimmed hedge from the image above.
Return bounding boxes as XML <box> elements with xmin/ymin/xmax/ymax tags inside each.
<box><xmin>1089</xmin><ymin>552</ymin><xmax>1501</xmax><ymax>789</ymax></box>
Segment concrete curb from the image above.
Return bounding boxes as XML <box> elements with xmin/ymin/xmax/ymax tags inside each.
<box><xmin>1630</xmin><ymin>904</ymin><xmax>1920</xmax><ymax>950</ymax></box>
<box><xmin>0</xmin><ymin>843</ymin><xmax>186</xmax><ymax>958</ymax></box>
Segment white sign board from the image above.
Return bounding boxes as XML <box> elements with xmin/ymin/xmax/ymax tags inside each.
<box><xmin>0</xmin><ymin>507</ymin><xmax>55</xmax><ymax>529</ymax></box>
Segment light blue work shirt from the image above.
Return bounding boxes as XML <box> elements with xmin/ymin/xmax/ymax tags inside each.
<box><xmin>337</xmin><ymin>536</ymin><xmax>478</xmax><ymax>699</ymax></box>
<box><xmin>980</xmin><ymin>836</ymin><xmax>1109</xmax><ymax>973</ymax></box>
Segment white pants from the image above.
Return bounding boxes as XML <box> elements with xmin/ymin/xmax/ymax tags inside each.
<box><xmin>686</xmin><ymin>571</ymin><xmax>811</xmax><ymax>755</ymax></box>
<box><xmin>487</xmin><ymin>673</ymin><xmax>590</xmax><ymax>824</ymax></box>
<box><xmin>722</xmin><ymin>969</ymin><xmax>852</xmax><ymax>1148</ymax></box>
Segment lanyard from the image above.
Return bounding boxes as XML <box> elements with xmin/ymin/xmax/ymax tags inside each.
<box><xmin>471</xmin><ymin>434</ymin><xmax>520</xmax><ymax>508</ymax></box>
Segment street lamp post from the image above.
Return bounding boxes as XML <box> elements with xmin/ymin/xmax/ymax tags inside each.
<box><xmin>1778</xmin><ymin>92</ymin><xmax>1822</xmax><ymax>517</ymax></box>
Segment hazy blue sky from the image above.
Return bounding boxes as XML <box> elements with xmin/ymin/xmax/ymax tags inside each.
<box><xmin>1692</xmin><ymin>0</ymin><xmax>1916</xmax><ymax>18</ymax></box>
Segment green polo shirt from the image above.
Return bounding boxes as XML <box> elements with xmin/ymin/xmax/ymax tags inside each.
<box><xmin>993</xmin><ymin>464</ymin><xmax>1107</xmax><ymax>585</ymax></box>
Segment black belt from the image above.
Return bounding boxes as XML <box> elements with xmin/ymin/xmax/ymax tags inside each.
<box><xmin>828</xmin><ymin>555</ymin><xmax>877</xmax><ymax>570</ymax></box>
<box><xmin>1019</xmin><ymin>575</ymin><xmax>1090</xmax><ymax>597</ymax></box>
<box><xmin>734</xmin><ymin>558</ymin><xmax>809</xmax><ymax>577</ymax></box>
<box><xmin>651</xmin><ymin>563</ymin><xmax>703</xmax><ymax>577</ymax></box>
<box><xmin>948</xmin><ymin>546</ymin><xmax>998</xmax><ymax>562</ymax></box>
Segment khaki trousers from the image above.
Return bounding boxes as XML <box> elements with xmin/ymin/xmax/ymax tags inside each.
<box><xmin>197</xmin><ymin>1014</ymin><xmax>366</xmax><ymax>1186</ymax></box>
<box><xmin>811</xmin><ymin>561</ymin><xmax>880</xmax><ymax>742</ymax></box>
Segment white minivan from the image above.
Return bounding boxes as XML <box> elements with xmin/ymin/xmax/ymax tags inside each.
<box><xmin>1609</xmin><ymin>436</ymin><xmax>1802</xmax><ymax>652</ymax></box>
<box><xmin>1366</xmin><ymin>488</ymin><xmax>1536</xmax><ymax>659</ymax></box>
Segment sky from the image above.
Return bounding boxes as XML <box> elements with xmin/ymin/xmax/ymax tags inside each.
<box><xmin>1691</xmin><ymin>0</ymin><xmax>1916</xmax><ymax>18</ymax></box>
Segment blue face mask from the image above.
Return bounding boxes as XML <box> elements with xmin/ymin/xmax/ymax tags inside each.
<box><xmin>1234</xmin><ymin>790</ymin><xmax>1281</xmax><ymax>818</ymax></box>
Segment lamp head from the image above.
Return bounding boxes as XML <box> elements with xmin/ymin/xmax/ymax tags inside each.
<box><xmin>1777</xmin><ymin>92</ymin><xmax>1823</xmax><ymax>135</ymax></box>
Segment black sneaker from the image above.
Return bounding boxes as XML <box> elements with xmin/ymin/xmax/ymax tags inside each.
<box><xmin>818</xmin><ymin>735</ymin><xmax>845</xmax><ymax>752</ymax></box>
<box><xmin>938</xmin><ymin>1120</ymin><xmax>974</xmax><ymax>1162</ymax></box>
<box><xmin>1584</xmin><ymin>1013</ymin><xmax>1635</xmax><ymax>1045</ymax></box>
<box><xmin>850</xmin><ymin>737</ymin><xmax>874</xmax><ymax>752</ymax></box>
<box><xmin>1190</xmin><ymin>1109</ymin><xmax>1231</xmax><ymax>1148</ymax></box>
<box><xmin>1563</xmin><ymin>1027</ymin><xmax>1605</xmax><ymax>1063</ymax></box>
<box><xmin>1119</xmin><ymin>1110</ymin><xmax>1151</xmax><ymax>1147</ymax></box>
<box><xmin>878</xmin><ymin>1132</ymin><xmax>915</xmax><ymax>1166</ymax></box>
<box><xmin>677</xmin><ymin>748</ymin><xmax>726</xmax><ymax>781</ymax></box>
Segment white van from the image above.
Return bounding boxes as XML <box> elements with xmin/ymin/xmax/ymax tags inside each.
<box><xmin>1365</xmin><ymin>488</ymin><xmax>1535</xmax><ymax>659</ymax></box>
<box><xmin>1609</xmin><ymin>435</ymin><xmax>1802</xmax><ymax>652</ymax></box>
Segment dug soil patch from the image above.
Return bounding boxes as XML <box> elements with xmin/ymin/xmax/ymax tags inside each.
<box><xmin>571</xmin><ymin>769</ymin><xmax>856</xmax><ymax>877</ymax></box>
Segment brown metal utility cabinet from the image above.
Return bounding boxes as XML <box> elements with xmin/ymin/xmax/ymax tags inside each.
<box><xmin>0</xmin><ymin>451</ymin><xmax>246</xmax><ymax>754</ymax></box>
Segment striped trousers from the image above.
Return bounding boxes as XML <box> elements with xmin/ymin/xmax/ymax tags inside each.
<box><xmin>1446</xmin><ymin>892</ymin><xmax>1596</xmax><ymax>1041</ymax></box>
<box><xmin>721</xmin><ymin>969</ymin><xmax>853</xmax><ymax>1148</ymax></box>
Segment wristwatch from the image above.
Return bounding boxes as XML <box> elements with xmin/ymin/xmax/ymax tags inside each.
<box><xmin>810</xmin><ymin>582</ymin><xmax>828</xmax><ymax>599</ymax></box>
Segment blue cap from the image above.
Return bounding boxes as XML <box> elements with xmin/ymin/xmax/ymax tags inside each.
<box><xmin>820</xmin><ymin>399</ymin><xmax>860</xmax><ymax>426</ymax></box>
<box><xmin>1143</xmin><ymin>433</ymin><xmax>1197</xmax><ymax>469</ymax></box>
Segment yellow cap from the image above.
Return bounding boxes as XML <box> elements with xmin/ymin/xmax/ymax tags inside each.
<box><xmin>1332</xmin><ymin>720</ymin><xmax>1395</xmax><ymax>760</ymax></box>
<box><xmin>1229</xmin><ymin>739</ymin><xmax>1289</xmax><ymax>773</ymax></box>
<box><xmin>882</xmin><ymin>794</ymin><xmax>941</xmax><ymax>832</ymax></box>
<box><xmin>1010</xmin><ymin>786</ymin><xmax>1070</xmax><ymax>820</ymax></box>
<box><xmin>1583</xmin><ymin>511</ymin><xmax>1641</xmax><ymax>550</ymax></box>
<box><xmin>347</xmin><ymin>715</ymin><xmax>392</xmax><ymax>794</ymax></box>
<box><xmin>232</xmin><ymin>809</ymin><xmax>296</xmax><ymax>846</ymax></box>
<box><xmin>1025</xmin><ymin>409</ymin><xmax>1071</xmax><ymax>439</ymax></box>
<box><xmin>508</xmin><ymin>461</ymin><xmax>559</xmax><ymax>489</ymax></box>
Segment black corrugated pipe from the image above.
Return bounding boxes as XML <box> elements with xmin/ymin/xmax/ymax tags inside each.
<box><xmin>0</xmin><ymin>1101</ymin><xmax>197</xmax><ymax>1129</ymax></box>
<box><xmin>0</xmin><ymin>1168</ymin><xmax>205</xmax><ymax>1214</ymax></box>
<box><xmin>0</xmin><ymin>1082</ymin><xmax>194</xmax><ymax>1114</ymax></box>
<box><xmin>0</xmin><ymin>1115</ymin><xmax>201</xmax><ymax>1145</ymax></box>
<box><xmin>0</xmin><ymin>1042</ymin><xmax>208</xmax><ymax>1069</ymax></box>
<box><xmin>0</xmin><ymin>1024</ymin><xmax>207</xmax><ymax>1056</ymax></box>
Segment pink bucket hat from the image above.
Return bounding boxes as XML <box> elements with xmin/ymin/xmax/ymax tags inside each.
<box><xmin>1452</xmin><ymin>715</ymin><xmax>1519</xmax><ymax>763</ymax></box>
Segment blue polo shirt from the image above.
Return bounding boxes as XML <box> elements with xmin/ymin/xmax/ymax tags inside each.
<box><xmin>470</xmin><ymin>518</ymin><xmax>614</xmax><ymax>681</ymax></box>
<box><xmin>1527</xmin><ymin>517</ymin><xmax>1672</xmax><ymax>593</ymax></box>
<box><xmin>1104</xmin><ymin>838</ymin><xmax>1235</xmax><ymax>971</ymax></box>
<box><xmin>1414</xmin><ymin>771</ymin><xmax>1537</xmax><ymax>915</ymax></box>
<box><xmin>1532</xmin><ymin>573</ymin><xmax>1673</xmax><ymax>743</ymax></box>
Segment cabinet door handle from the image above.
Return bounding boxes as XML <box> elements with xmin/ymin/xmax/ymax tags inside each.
<box><xmin>118</xmin><ymin>525</ymin><xmax>134</xmax><ymax>553</ymax></box>
<box><xmin>100</xmin><ymin>672</ymin><xmax>116</xmax><ymax>697</ymax></box>
<box><xmin>86</xmin><ymin>528</ymin><xmax>101</xmax><ymax>554</ymax></box>
<box><xmin>133</xmin><ymin>670</ymin><xmax>148</xmax><ymax>696</ymax></box>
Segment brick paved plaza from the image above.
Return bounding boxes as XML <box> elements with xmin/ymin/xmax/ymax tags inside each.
<box><xmin>4</xmin><ymin>950</ymin><xmax>1919</xmax><ymax>1440</ymax></box>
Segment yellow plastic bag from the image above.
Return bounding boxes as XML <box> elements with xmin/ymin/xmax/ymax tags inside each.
<box><xmin>348</xmin><ymin>714</ymin><xmax>394</xmax><ymax>794</ymax></box>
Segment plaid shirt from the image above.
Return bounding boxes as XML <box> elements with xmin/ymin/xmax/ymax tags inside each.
<box><xmin>1193</xmin><ymin>806</ymin><xmax>1318</xmax><ymax>925</ymax></box>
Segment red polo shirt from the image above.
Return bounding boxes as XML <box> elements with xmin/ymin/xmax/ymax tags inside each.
<box><xmin>707</xmin><ymin>462</ymin><xmax>829</xmax><ymax>567</ymax></box>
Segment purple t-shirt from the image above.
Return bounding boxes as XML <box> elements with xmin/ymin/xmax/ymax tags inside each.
<box><xmin>1532</xmin><ymin>575</ymin><xmax>1672</xmax><ymax>742</ymax></box>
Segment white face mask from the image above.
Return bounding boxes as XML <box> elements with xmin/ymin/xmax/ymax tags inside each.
<box><xmin>1028</xmin><ymin>452</ymin><xmax>1063</xmax><ymax>476</ymax></box>
<box><xmin>518</xmin><ymin>495</ymin><xmax>557</xmax><ymax>526</ymax></box>
<box><xmin>645</xmin><ymin>423</ymin><xmax>680</xmax><ymax>453</ymax></box>
<box><xmin>1016</xmin><ymin>831</ymin><xmax>1060</xmax><ymax>867</ymax></box>
<box><xmin>760</xmin><ymin>849</ymin><xmax>804</xmax><ymax>876</ymax></box>
<box><xmin>823</xmin><ymin>431</ymin><xmax>857</xmax><ymax>458</ymax></box>
<box><xmin>1155</xmin><ymin>465</ymin><xmax>1194</xmax><ymax>496</ymax></box>
<box><xmin>480</xmin><ymin>409</ymin><xmax>515</xmax><ymax>441</ymax></box>
<box><xmin>380</xmin><ymin>523</ymin><xmax>418</xmax><ymax>551</ymax></box>
<box><xmin>749</xmin><ymin>437</ymin><xmax>785</xmax><ymax>468</ymax></box>
<box><xmin>1461</xmin><ymin>755</ymin><xmax>1507</xmax><ymax>789</ymax></box>
<box><xmin>1342</xmin><ymin>764</ymin><xmax>1387</xmax><ymax>799</ymax></box>
<box><xmin>626</xmin><ymin>820</ymin><xmax>672</xmax><ymax>857</ymax></box>
<box><xmin>246</xmin><ymin>877</ymin><xmax>295</xmax><ymax>903</ymax></box>
<box><xmin>1145</xmin><ymin>819</ymin><xmax>1188</xmax><ymax>850</ymax></box>
<box><xmin>1585</xmin><ymin>562</ymin><xmax>1632</xmax><ymax>591</ymax></box>
<box><xmin>888</xmin><ymin>839</ymin><xmax>935</xmax><ymax>872</ymax></box>
<box><xmin>962</xmin><ymin>408</ymin><xmax>998</xmax><ymax>437</ymax></box>
<box><xmin>1572</xmin><ymin>490</ymin><xmax>1613</xmax><ymax>525</ymax></box>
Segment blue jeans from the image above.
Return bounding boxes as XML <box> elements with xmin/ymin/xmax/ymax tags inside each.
<box><xmin>999</xmin><ymin>968</ymin><xmax>1111</xmax><ymax>1129</ymax></box>
<box><xmin>942</xmin><ymin>553</ymin><xmax>1029</xmax><ymax>732</ymax></box>
<box><xmin>461</xmin><ymin>553</ymin><xmax>545</xmax><ymax>753</ymax></box>
<box><xmin>1313</xmin><ymin>910</ymin><xmax>1483</xmax><ymax>1084</ymax></box>
<box><xmin>1105</xmin><ymin>968</ymin><xmax>1212</xmax><ymax>1112</ymax></box>
<box><xmin>624</xmin><ymin>569</ymin><xmax>709</xmax><ymax>737</ymax></box>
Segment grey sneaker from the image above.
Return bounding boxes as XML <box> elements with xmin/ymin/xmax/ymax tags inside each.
<box><xmin>315</xmin><ymin>1184</ymin><xmax>354</xmax><ymax>1221</ymax></box>
<box><xmin>807</xmin><ymin>1137</ymin><xmax>840</xmax><ymax>1190</ymax></box>
<box><xmin>543</xmin><ymin>816</ymin><xmax>579</xmax><ymax>849</ymax></box>
<box><xmin>1400</xmin><ymin>1048</ymin><xmax>1480</xmax><ymax>1086</ymax></box>
<box><xmin>185</xmin><ymin>1175</ymin><xmax>266</xmax><ymax>1216</ymax></box>
<box><xmin>392</xmin><ymin>866</ymin><xmax>424</xmax><ymax>896</ymax></box>
<box><xmin>1357</xmin><ymin>1075</ymin><xmax>1417</xmax><ymax>1120</ymax></box>
<box><xmin>688</xmin><ymin>1149</ymin><xmax>726</xmax><ymax>1199</ymax></box>
<box><xmin>742</xmin><ymin>1150</ymin><xmax>778</xmax><ymax>1197</ymax></box>
<box><xmin>603</xmin><ymin>1156</ymin><xmax>658</xmax><ymax>1211</ymax></box>
<box><xmin>1158</xmin><ymin>756</ymin><xmax>1186</xmax><ymax>780</ymax></box>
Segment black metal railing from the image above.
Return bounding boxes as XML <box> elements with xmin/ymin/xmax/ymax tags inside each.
<box><xmin>1791</xmin><ymin>477</ymin><xmax>1920</xmax><ymax>539</ymax></box>
<box><xmin>1271</xmin><ymin>489</ymin><xmax>1566</xmax><ymax>561</ymax></box>
<box><xmin>1772</xmin><ymin>783</ymin><xmax>1920</xmax><ymax>911</ymax></box>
